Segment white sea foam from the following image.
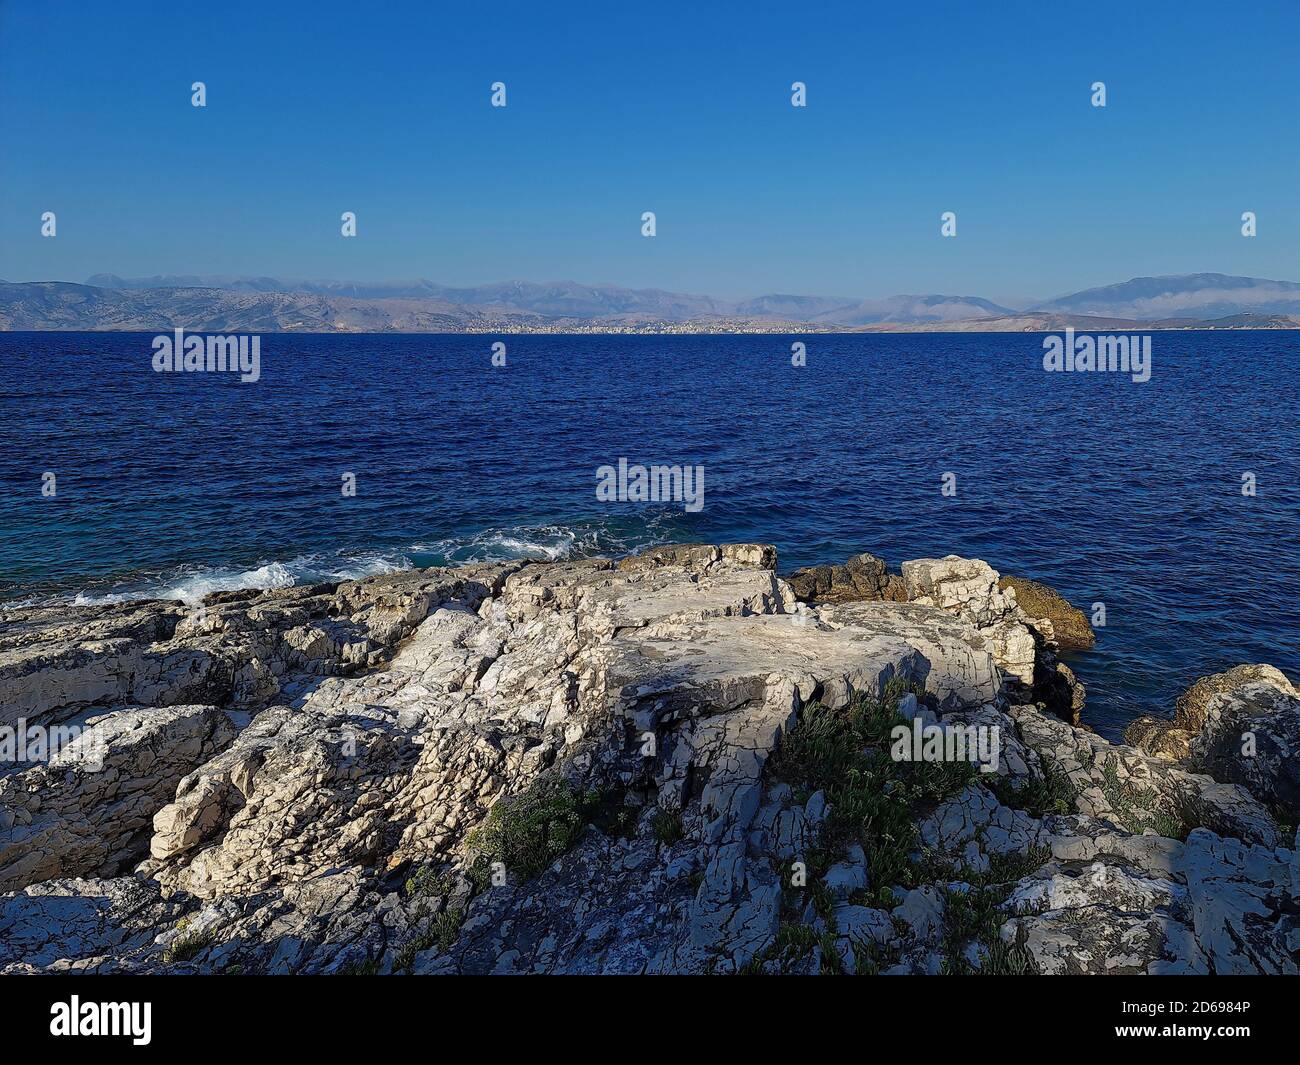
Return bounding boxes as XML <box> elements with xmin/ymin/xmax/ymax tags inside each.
<box><xmin>165</xmin><ymin>561</ymin><xmax>296</xmax><ymax>605</ymax></box>
<box><xmin>26</xmin><ymin>517</ymin><xmax>687</xmax><ymax>609</ymax></box>
<box><xmin>67</xmin><ymin>550</ymin><xmax>411</xmax><ymax>607</ymax></box>
<box><xmin>415</xmin><ymin>524</ymin><xmax>588</xmax><ymax>563</ymax></box>
<box><xmin>413</xmin><ymin>515</ymin><xmax>686</xmax><ymax>565</ymax></box>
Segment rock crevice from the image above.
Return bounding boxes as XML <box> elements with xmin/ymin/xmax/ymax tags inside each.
<box><xmin>1</xmin><ymin>545</ymin><xmax>1294</xmax><ymax>975</ymax></box>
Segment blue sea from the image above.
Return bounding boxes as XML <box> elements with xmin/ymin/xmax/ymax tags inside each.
<box><xmin>2</xmin><ymin>330</ymin><xmax>1296</xmax><ymax>738</ymax></box>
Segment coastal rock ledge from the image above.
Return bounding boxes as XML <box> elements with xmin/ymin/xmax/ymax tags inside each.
<box><xmin>1</xmin><ymin>545</ymin><xmax>1296</xmax><ymax>975</ymax></box>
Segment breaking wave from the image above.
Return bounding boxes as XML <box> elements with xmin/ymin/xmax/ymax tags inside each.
<box><xmin>64</xmin><ymin>550</ymin><xmax>413</xmax><ymax>607</ymax></box>
<box><xmin>34</xmin><ymin>515</ymin><xmax>690</xmax><ymax>608</ymax></box>
<box><xmin>411</xmin><ymin>514</ymin><xmax>686</xmax><ymax>566</ymax></box>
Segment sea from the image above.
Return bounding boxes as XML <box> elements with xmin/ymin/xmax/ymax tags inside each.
<box><xmin>2</xmin><ymin>329</ymin><xmax>1296</xmax><ymax>738</ymax></box>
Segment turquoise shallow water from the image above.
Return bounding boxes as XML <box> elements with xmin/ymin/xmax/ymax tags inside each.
<box><xmin>1</xmin><ymin>330</ymin><xmax>1297</xmax><ymax>738</ymax></box>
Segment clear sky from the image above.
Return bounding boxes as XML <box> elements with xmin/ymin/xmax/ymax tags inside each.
<box><xmin>3</xmin><ymin>0</ymin><xmax>1298</xmax><ymax>304</ymax></box>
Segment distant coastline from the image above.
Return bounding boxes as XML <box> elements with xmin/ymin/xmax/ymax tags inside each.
<box><xmin>6</xmin><ymin>317</ymin><xmax>1300</xmax><ymax>336</ymax></box>
<box><xmin>6</xmin><ymin>272</ymin><xmax>1300</xmax><ymax>334</ymax></box>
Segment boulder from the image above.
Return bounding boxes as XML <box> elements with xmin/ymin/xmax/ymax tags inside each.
<box><xmin>902</xmin><ymin>556</ymin><xmax>1020</xmax><ymax>627</ymax></box>
<box><xmin>998</xmin><ymin>575</ymin><xmax>1095</xmax><ymax>651</ymax></box>
<box><xmin>784</xmin><ymin>552</ymin><xmax>906</xmax><ymax>603</ymax></box>
<box><xmin>900</xmin><ymin>556</ymin><xmax>1041</xmax><ymax>691</ymax></box>
<box><xmin>1126</xmin><ymin>665</ymin><xmax>1300</xmax><ymax>822</ymax></box>
<box><xmin>1123</xmin><ymin>715</ymin><xmax>1193</xmax><ymax>761</ymax></box>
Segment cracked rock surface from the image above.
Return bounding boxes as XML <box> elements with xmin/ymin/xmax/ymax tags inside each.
<box><xmin>1126</xmin><ymin>664</ymin><xmax>1300</xmax><ymax>822</ymax></box>
<box><xmin>1</xmin><ymin>545</ymin><xmax>1296</xmax><ymax>974</ymax></box>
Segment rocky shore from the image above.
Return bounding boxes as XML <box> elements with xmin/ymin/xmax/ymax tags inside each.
<box><xmin>1</xmin><ymin>544</ymin><xmax>1296</xmax><ymax>975</ymax></box>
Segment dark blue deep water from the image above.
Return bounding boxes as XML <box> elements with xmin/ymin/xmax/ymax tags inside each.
<box><xmin>2</xmin><ymin>330</ymin><xmax>1297</xmax><ymax>737</ymax></box>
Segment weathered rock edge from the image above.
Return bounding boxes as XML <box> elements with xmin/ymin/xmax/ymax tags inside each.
<box><xmin>1</xmin><ymin>545</ymin><xmax>1295</xmax><ymax>975</ymax></box>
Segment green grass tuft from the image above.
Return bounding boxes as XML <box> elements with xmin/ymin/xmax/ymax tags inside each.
<box><xmin>650</xmin><ymin>809</ymin><xmax>684</xmax><ymax>845</ymax></box>
<box><xmin>1097</xmin><ymin>756</ymin><xmax>1189</xmax><ymax>839</ymax></box>
<box><xmin>769</xmin><ymin>680</ymin><xmax>978</xmax><ymax>898</ymax></box>
<box><xmin>466</xmin><ymin>778</ymin><xmax>597</xmax><ymax>886</ymax></box>
<box><xmin>986</xmin><ymin>756</ymin><xmax>1077</xmax><ymax>818</ymax></box>
<box><xmin>163</xmin><ymin>921</ymin><xmax>216</xmax><ymax>964</ymax></box>
<box><xmin>738</xmin><ymin>922</ymin><xmax>820</xmax><ymax>975</ymax></box>
<box><xmin>392</xmin><ymin>908</ymin><xmax>465</xmax><ymax>973</ymax></box>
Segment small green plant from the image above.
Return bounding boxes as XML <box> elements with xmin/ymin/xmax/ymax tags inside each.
<box><xmin>650</xmin><ymin>808</ymin><xmax>684</xmax><ymax>845</ymax></box>
<box><xmin>739</xmin><ymin>923</ymin><xmax>819</xmax><ymax>975</ymax></box>
<box><xmin>391</xmin><ymin>908</ymin><xmax>464</xmax><ymax>973</ymax></box>
<box><xmin>937</xmin><ymin>884</ymin><xmax>1005</xmax><ymax>972</ymax></box>
<box><xmin>919</xmin><ymin>853</ymin><xmax>1049</xmax><ymax>975</ymax></box>
<box><xmin>1097</xmin><ymin>756</ymin><xmax>1189</xmax><ymax>839</ymax></box>
<box><xmin>582</xmin><ymin>790</ymin><xmax>640</xmax><ymax>839</ymax></box>
<box><xmin>851</xmin><ymin>935</ymin><xmax>903</xmax><ymax>975</ymax></box>
<box><xmin>466</xmin><ymin>778</ymin><xmax>594</xmax><ymax>885</ymax></box>
<box><xmin>404</xmin><ymin>864</ymin><xmax>456</xmax><ymax>899</ymax></box>
<box><xmin>164</xmin><ymin>920</ymin><xmax>215</xmax><ymax>964</ymax></box>
<box><xmin>978</xmin><ymin>845</ymin><xmax>1053</xmax><ymax>888</ymax></box>
<box><xmin>432</xmin><ymin>908</ymin><xmax>463</xmax><ymax>952</ymax></box>
<box><xmin>818</xmin><ymin>930</ymin><xmax>844</xmax><ymax>975</ymax></box>
<box><xmin>979</xmin><ymin>936</ymin><xmax>1036</xmax><ymax>975</ymax></box>
<box><xmin>754</xmin><ymin>680</ymin><xmax>1050</xmax><ymax>975</ymax></box>
<box><xmin>986</xmin><ymin>756</ymin><xmax>1077</xmax><ymax>818</ymax></box>
<box><xmin>768</xmin><ymin>680</ymin><xmax>978</xmax><ymax>900</ymax></box>
<box><xmin>392</xmin><ymin>937</ymin><xmax>425</xmax><ymax>974</ymax></box>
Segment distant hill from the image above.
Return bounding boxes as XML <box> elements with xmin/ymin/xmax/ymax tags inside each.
<box><xmin>1030</xmin><ymin>273</ymin><xmax>1300</xmax><ymax>320</ymax></box>
<box><xmin>0</xmin><ymin>281</ymin><xmax>535</xmax><ymax>333</ymax></box>
<box><xmin>3</xmin><ymin>273</ymin><xmax>1300</xmax><ymax>332</ymax></box>
<box><xmin>81</xmin><ymin>275</ymin><xmax>1012</xmax><ymax>325</ymax></box>
<box><xmin>83</xmin><ymin>275</ymin><xmax>737</xmax><ymax>320</ymax></box>
<box><xmin>855</xmin><ymin>311</ymin><xmax>1300</xmax><ymax>333</ymax></box>
<box><xmin>813</xmin><ymin>294</ymin><xmax>1015</xmax><ymax>325</ymax></box>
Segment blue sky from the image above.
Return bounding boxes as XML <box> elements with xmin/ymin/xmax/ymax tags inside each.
<box><xmin>3</xmin><ymin>0</ymin><xmax>1298</xmax><ymax>304</ymax></box>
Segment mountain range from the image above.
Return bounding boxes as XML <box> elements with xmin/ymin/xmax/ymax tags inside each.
<box><xmin>3</xmin><ymin>272</ymin><xmax>1300</xmax><ymax>333</ymax></box>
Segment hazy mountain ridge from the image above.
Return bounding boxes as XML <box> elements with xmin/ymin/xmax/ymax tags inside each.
<box><xmin>809</xmin><ymin>294</ymin><xmax>1016</xmax><ymax>325</ymax></box>
<box><xmin>84</xmin><ymin>275</ymin><xmax>737</xmax><ymax>320</ymax></box>
<box><xmin>5</xmin><ymin>273</ymin><xmax>1300</xmax><ymax>332</ymax></box>
<box><xmin>1030</xmin><ymin>272</ymin><xmax>1300</xmax><ymax>319</ymax></box>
